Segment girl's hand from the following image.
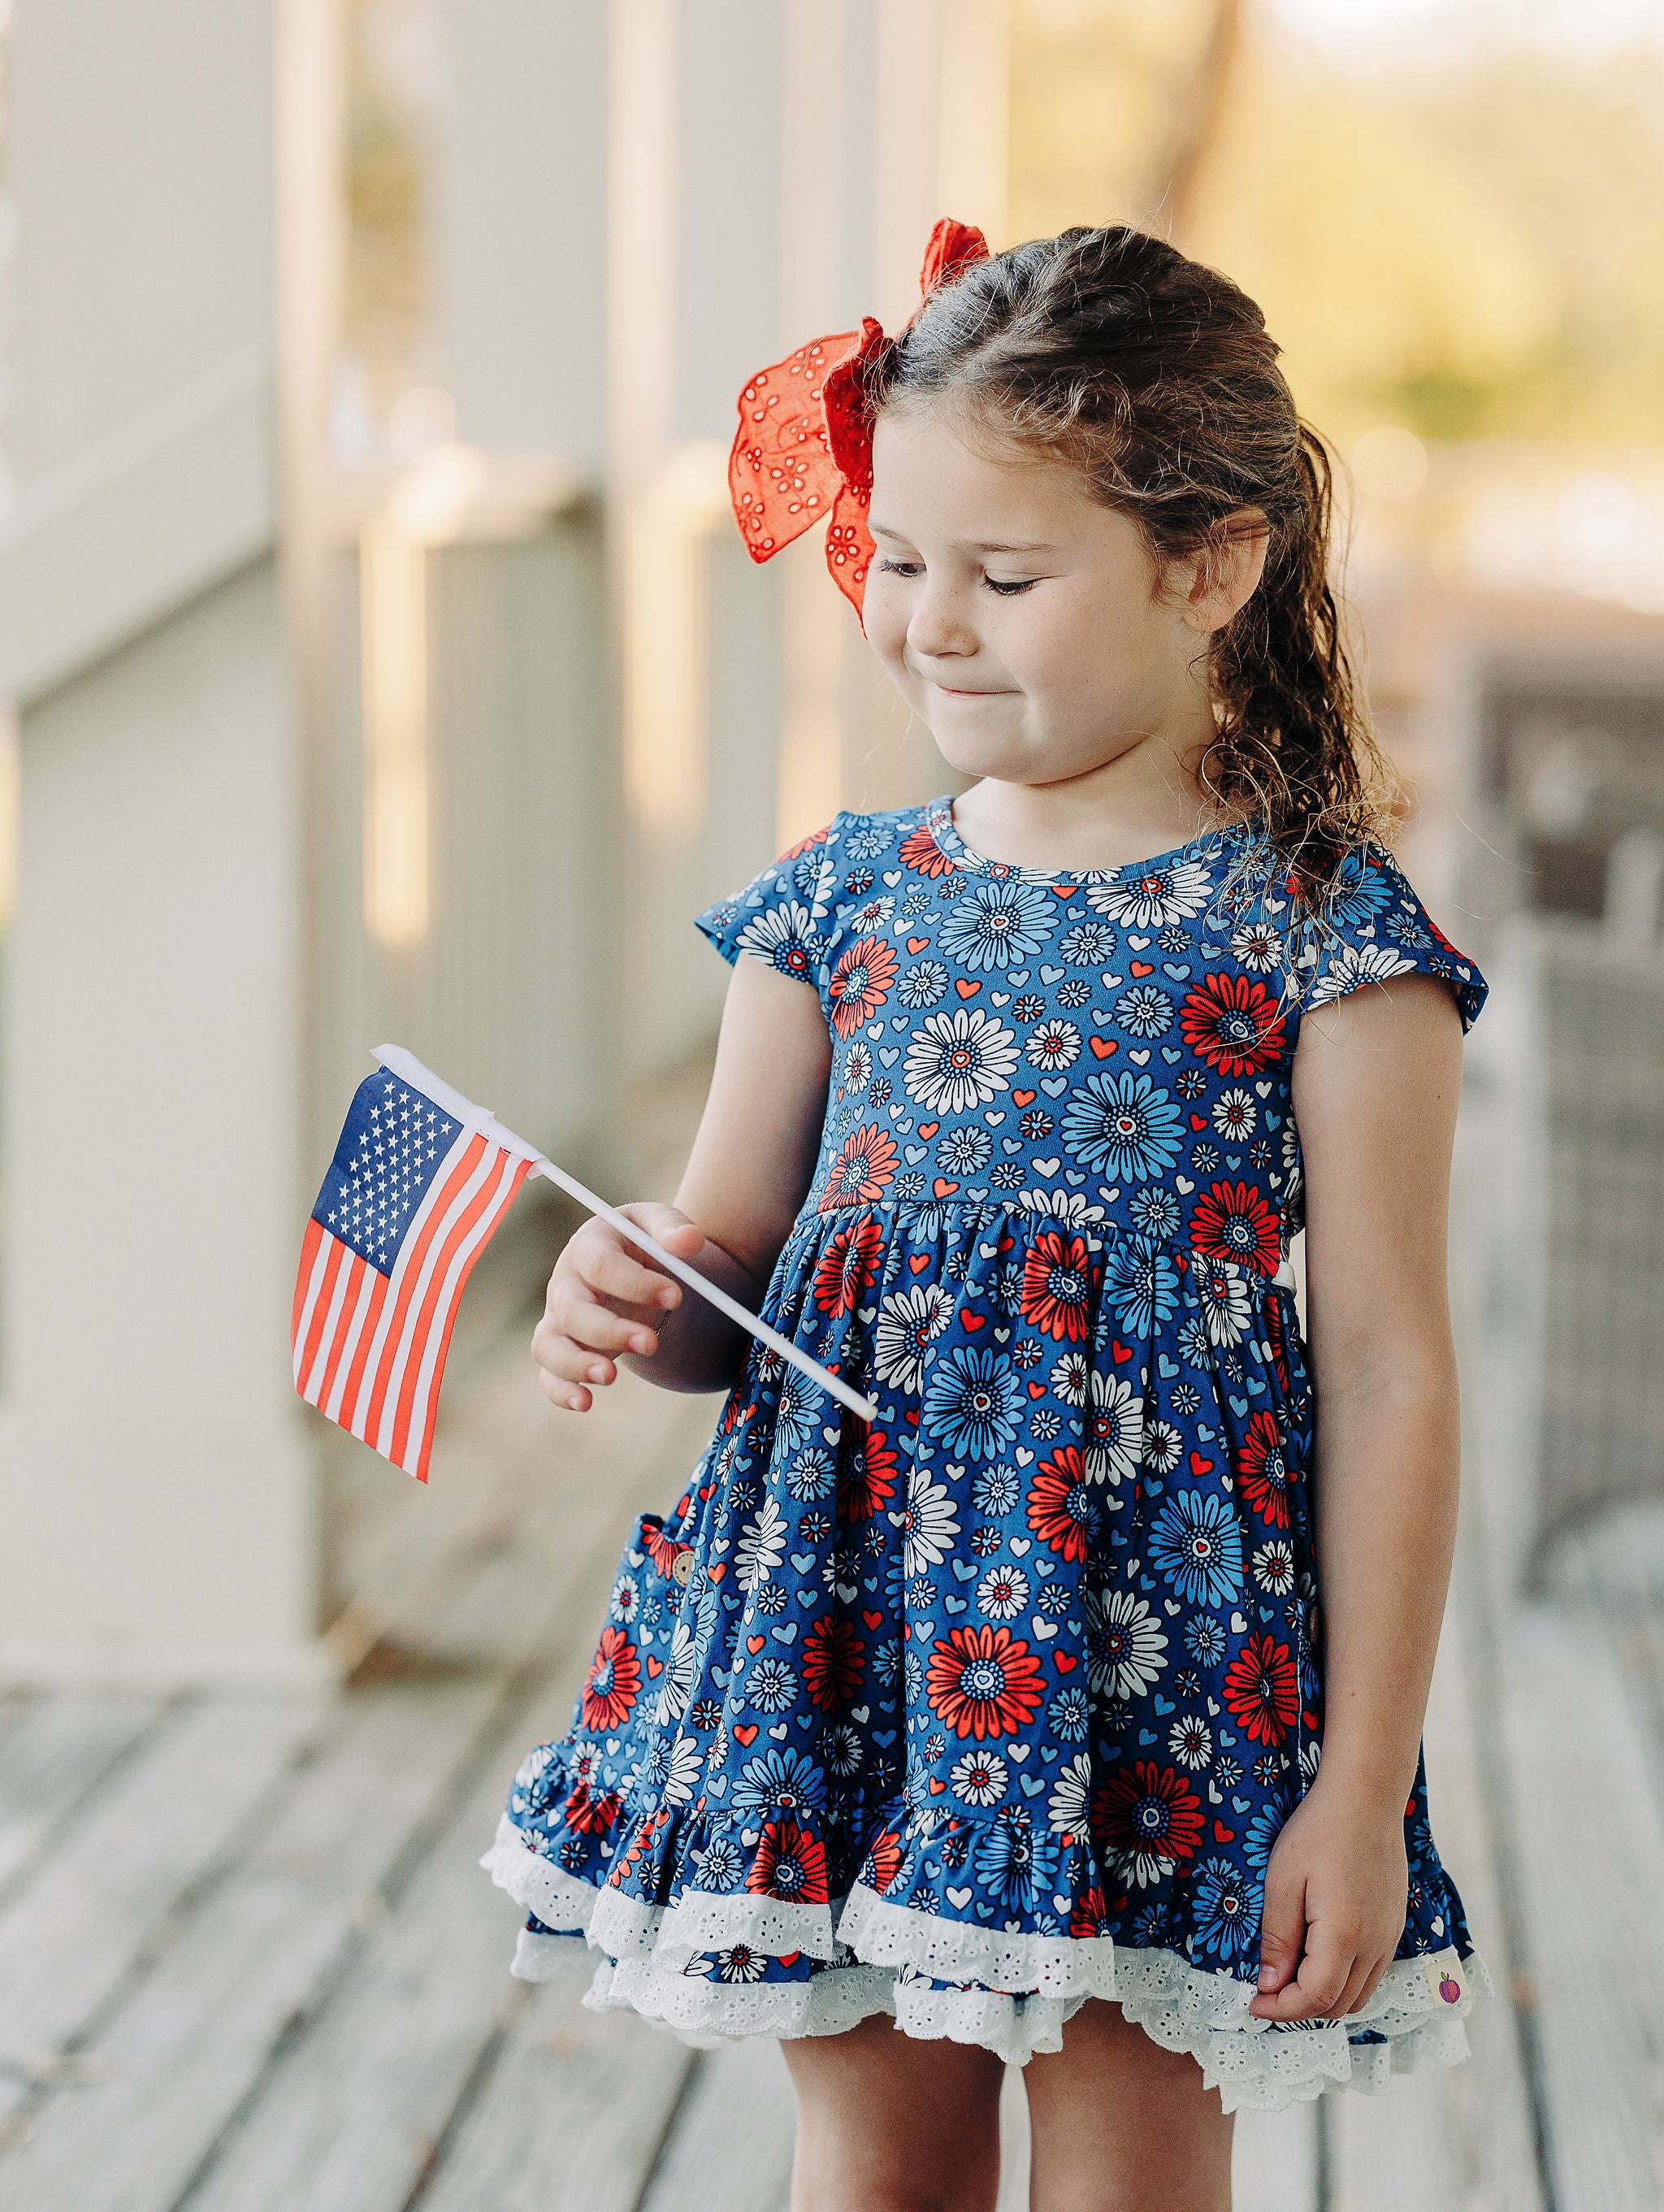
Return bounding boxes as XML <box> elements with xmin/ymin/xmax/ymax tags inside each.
<box><xmin>1249</xmin><ymin>1778</ymin><xmax>1408</xmax><ymax>2022</ymax></box>
<box><xmin>531</xmin><ymin>1204</ymin><xmax>708</xmax><ymax>1412</ymax></box>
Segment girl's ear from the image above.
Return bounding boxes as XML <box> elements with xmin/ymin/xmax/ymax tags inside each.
<box><xmin>1179</xmin><ymin>510</ymin><xmax>1271</xmax><ymax>633</ymax></box>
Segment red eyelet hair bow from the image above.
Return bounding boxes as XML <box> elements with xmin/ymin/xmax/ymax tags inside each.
<box><xmin>727</xmin><ymin>218</ymin><xmax>990</xmax><ymax>624</ymax></box>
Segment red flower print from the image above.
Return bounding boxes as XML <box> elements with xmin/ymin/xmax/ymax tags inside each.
<box><xmin>1222</xmin><ymin>1632</ymin><xmax>1299</xmax><ymax>1745</ymax></box>
<box><xmin>1091</xmin><ymin>1760</ymin><xmax>1204</xmax><ymax>1881</ymax></box>
<box><xmin>1263</xmin><ymin>1294</ymin><xmax>1291</xmax><ymax>1393</ymax></box>
<box><xmin>562</xmin><ymin>1783</ymin><xmax>622</xmax><ymax>1835</ymax></box>
<box><xmin>861</xmin><ymin>1828</ymin><xmax>905</xmax><ymax>1893</ymax></box>
<box><xmin>803</xmin><ymin>1616</ymin><xmax>865</xmax><ymax>1711</ymax></box>
<box><xmin>819</xmin><ymin>1126</ymin><xmax>899</xmax><ymax>1210</ymax></box>
<box><xmin>899</xmin><ymin>822</ymin><xmax>958</xmax><ymax>878</ymax></box>
<box><xmin>829</xmin><ymin>936</ymin><xmax>899</xmax><ymax>1037</ymax></box>
<box><xmin>581</xmin><ymin>1626</ymin><xmax>640</xmax><ymax>1732</ymax></box>
<box><xmin>746</xmin><ymin>1813</ymin><xmax>830</xmax><ymax>1904</ymax></box>
<box><xmin>1235</xmin><ymin>1411</ymin><xmax>1295</xmax><ymax>1529</ymax></box>
<box><xmin>926</xmin><ymin>1624</ymin><xmax>1046</xmax><ymax>1741</ymax></box>
<box><xmin>1180</xmin><ymin>974</ymin><xmax>1288</xmax><ymax>1078</ymax></box>
<box><xmin>1190</xmin><ymin>1179</ymin><xmax>1280</xmax><ymax>1277</ymax></box>
<box><xmin>778</xmin><ymin>823</ymin><xmax>833</xmax><ymax>861</ymax></box>
<box><xmin>1026</xmin><ymin>1447</ymin><xmax>1098</xmax><ymax>1563</ymax></box>
<box><xmin>641</xmin><ymin>1517</ymin><xmax>687</xmax><ymax>1577</ymax></box>
<box><xmin>1020</xmin><ymin>1230</ymin><xmax>1094</xmax><ymax>1342</ymax></box>
<box><xmin>813</xmin><ymin>1211</ymin><xmax>884</xmax><ymax>1316</ymax></box>
<box><xmin>839</xmin><ymin>1425</ymin><xmax>900</xmax><ymax>1522</ymax></box>
<box><xmin>1071</xmin><ymin>1886</ymin><xmax>1114</xmax><ymax>1938</ymax></box>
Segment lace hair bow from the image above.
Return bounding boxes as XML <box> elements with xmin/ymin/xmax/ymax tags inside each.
<box><xmin>727</xmin><ymin>218</ymin><xmax>990</xmax><ymax>624</ymax></box>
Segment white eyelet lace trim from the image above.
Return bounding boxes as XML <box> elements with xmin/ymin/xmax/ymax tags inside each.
<box><xmin>481</xmin><ymin>1815</ymin><xmax>1490</xmax><ymax>2113</ymax></box>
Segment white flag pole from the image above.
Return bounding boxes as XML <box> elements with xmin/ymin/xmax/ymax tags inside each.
<box><xmin>373</xmin><ymin>1047</ymin><xmax>878</xmax><ymax>1426</ymax></box>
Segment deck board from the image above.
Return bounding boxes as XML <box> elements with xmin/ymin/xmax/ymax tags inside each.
<box><xmin>0</xmin><ymin>1690</ymin><xmax>171</xmax><ymax>1905</ymax></box>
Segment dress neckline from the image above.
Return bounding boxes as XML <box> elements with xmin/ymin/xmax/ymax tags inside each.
<box><xmin>923</xmin><ymin>794</ymin><xmax>1253</xmax><ymax>885</ymax></box>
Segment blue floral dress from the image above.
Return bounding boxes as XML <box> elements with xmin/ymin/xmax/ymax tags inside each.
<box><xmin>482</xmin><ymin>796</ymin><xmax>1493</xmax><ymax>2112</ymax></box>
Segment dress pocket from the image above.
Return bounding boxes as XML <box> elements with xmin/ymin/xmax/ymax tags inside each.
<box><xmin>635</xmin><ymin>1512</ymin><xmax>696</xmax><ymax>1589</ymax></box>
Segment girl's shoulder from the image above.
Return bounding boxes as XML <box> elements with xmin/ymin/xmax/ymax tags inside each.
<box><xmin>691</xmin><ymin>802</ymin><xmax>935</xmax><ymax>987</ymax></box>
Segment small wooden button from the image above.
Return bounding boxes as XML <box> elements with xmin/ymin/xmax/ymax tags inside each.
<box><xmin>670</xmin><ymin>1550</ymin><xmax>694</xmax><ymax>1586</ymax></box>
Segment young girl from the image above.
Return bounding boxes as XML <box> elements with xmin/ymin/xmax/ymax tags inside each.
<box><xmin>482</xmin><ymin>222</ymin><xmax>1490</xmax><ymax>2210</ymax></box>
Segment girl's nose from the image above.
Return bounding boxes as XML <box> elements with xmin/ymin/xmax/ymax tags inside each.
<box><xmin>907</xmin><ymin>583</ymin><xmax>979</xmax><ymax>664</ymax></box>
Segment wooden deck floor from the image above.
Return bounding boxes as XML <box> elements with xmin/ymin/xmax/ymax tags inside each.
<box><xmin>0</xmin><ymin>1086</ymin><xmax>1656</xmax><ymax>2208</ymax></box>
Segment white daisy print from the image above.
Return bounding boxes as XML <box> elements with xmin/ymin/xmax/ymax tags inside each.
<box><xmin>1196</xmin><ymin>1259</ymin><xmax>1253</xmax><ymax>1347</ymax></box>
<box><xmin>656</xmin><ymin>1620</ymin><xmax>698</xmax><ymax>1724</ymax></box>
<box><xmin>661</xmin><ymin>1735</ymin><xmax>704</xmax><ymax>1804</ymax></box>
<box><xmin>1084</xmin><ymin>1586</ymin><xmax>1168</xmax><ymax>1698</ymax></box>
<box><xmin>1211</xmin><ymin>1087</ymin><xmax>1258</xmax><ymax>1140</ymax></box>
<box><xmin>1230</xmin><ymin>917</ymin><xmax>1282</xmax><ymax>972</ymax></box>
<box><xmin>952</xmin><ymin>1750</ymin><xmax>1010</xmax><ymax>1806</ymax></box>
<box><xmin>1307</xmin><ymin>940</ymin><xmax>1417</xmax><ymax>1006</ymax></box>
<box><xmin>1047</xmin><ymin>1753</ymin><xmax>1094</xmax><ymax>1837</ymax></box>
<box><xmin>1025</xmin><ymin>1019</ymin><xmax>1081</xmax><ymax>1071</ymax></box>
<box><xmin>895</xmin><ymin>1466</ymin><xmax>961</xmax><ymax>1579</ymax></box>
<box><xmin>734</xmin><ymin>1496</ymin><xmax>787</xmax><ymax>1590</ymax></box>
<box><xmin>1083</xmin><ymin>1371</ymin><xmax>1143</xmax><ymax>1485</ymax></box>
<box><xmin>903</xmin><ymin>1007</ymin><xmax>1018</xmax><ymax>1116</ymax></box>
<box><xmin>1050</xmin><ymin>1348</ymin><xmax>1090</xmax><ymax>1406</ymax></box>
<box><xmin>874</xmin><ymin>1282</ymin><xmax>954</xmax><ymax>1392</ymax></box>
<box><xmin>977</xmin><ymin>1563</ymin><xmax>1031</xmax><ymax>1620</ymax></box>
<box><xmin>1085</xmin><ymin>857</ymin><xmax>1211</xmax><ymax>930</ymax></box>
<box><xmin>1168</xmin><ymin>1714</ymin><xmax>1213</xmax><ymax>1770</ymax></box>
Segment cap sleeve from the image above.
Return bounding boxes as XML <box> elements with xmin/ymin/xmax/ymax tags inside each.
<box><xmin>1299</xmin><ymin>844</ymin><xmax>1488</xmax><ymax>1033</ymax></box>
<box><xmin>693</xmin><ymin>817</ymin><xmax>843</xmax><ymax>991</ymax></box>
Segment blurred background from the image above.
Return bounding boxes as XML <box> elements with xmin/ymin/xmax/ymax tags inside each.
<box><xmin>0</xmin><ymin>1</ymin><xmax>1659</xmax><ymax>2206</ymax></box>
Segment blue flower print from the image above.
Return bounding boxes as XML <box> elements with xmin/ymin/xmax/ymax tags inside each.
<box><xmin>770</xmin><ymin>1365</ymin><xmax>821</xmax><ymax>1453</ymax></box>
<box><xmin>1193</xmin><ymin>1856</ymin><xmax>1258</xmax><ymax>1964</ymax></box>
<box><xmin>1148</xmin><ymin>1490</ymin><xmax>1245</xmax><ymax>1607</ymax></box>
<box><xmin>1105</xmin><ymin>1234</ymin><xmax>1181</xmax><ymax>1334</ymax></box>
<box><xmin>938</xmin><ymin>878</ymin><xmax>1054</xmax><ymax>972</ymax></box>
<box><xmin>898</xmin><ymin>961</ymin><xmax>948</xmax><ymax>1008</ymax></box>
<box><xmin>974</xmin><ymin>1805</ymin><xmax>1058</xmax><ymax>1911</ymax></box>
<box><xmin>1060</xmin><ymin>1071</ymin><xmax>1185</xmax><ymax>1182</ymax></box>
<box><xmin>1115</xmin><ymin>985</ymin><xmax>1174</xmax><ymax>1039</ymax></box>
<box><xmin>733</xmin><ymin>1746</ymin><xmax>826</xmax><ymax>1812</ymax></box>
<box><xmin>923</xmin><ymin>1347</ymin><xmax>1024</xmax><ymax>1459</ymax></box>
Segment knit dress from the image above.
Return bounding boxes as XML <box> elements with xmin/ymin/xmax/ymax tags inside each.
<box><xmin>480</xmin><ymin>796</ymin><xmax>1493</xmax><ymax>2113</ymax></box>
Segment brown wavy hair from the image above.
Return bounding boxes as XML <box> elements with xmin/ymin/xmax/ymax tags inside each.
<box><xmin>869</xmin><ymin>223</ymin><xmax>1402</xmax><ymax>904</ymax></box>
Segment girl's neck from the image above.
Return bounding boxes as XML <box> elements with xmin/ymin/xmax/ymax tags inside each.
<box><xmin>948</xmin><ymin>747</ymin><xmax>1235</xmax><ymax>877</ymax></box>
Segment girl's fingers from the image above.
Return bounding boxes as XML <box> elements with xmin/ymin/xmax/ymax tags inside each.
<box><xmin>545</xmin><ymin>1294</ymin><xmax>658</xmax><ymax>1360</ymax></box>
<box><xmin>1256</xmin><ymin>1928</ymin><xmax>1354</xmax><ymax>2023</ymax></box>
<box><xmin>578</xmin><ymin>1235</ymin><xmax>683</xmax><ymax>1312</ymax></box>
<box><xmin>1332</xmin><ymin>1956</ymin><xmax>1376</xmax><ymax>2019</ymax></box>
<box><xmin>1349</xmin><ymin>1954</ymin><xmax>1391</xmax><ymax>2016</ymax></box>
<box><xmin>1251</xmin><ymin>1861</ymin><xmax>1306</xmax><ymax>2006</ymax></box>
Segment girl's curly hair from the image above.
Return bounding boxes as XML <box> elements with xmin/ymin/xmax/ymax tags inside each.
<box><xmin>869</xmin><ymin>223</ymin><xmax>1402</xmax><ymax>904</ymax></box>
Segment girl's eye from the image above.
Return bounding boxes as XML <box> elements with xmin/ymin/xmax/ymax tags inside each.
<box><xmin>985</xmin><ymin>577</ymin><xmax>1039</xmax><ymax>596</ymax></box>
<box><xmin>878</xmin><ymin>557</ymin><xmax>922</xmax><ymax>578</ymax></box>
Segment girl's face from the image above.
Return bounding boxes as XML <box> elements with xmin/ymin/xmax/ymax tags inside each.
<box><xmin>864</xmin><ymin>404</ymin><xmax>1224</xmax><ymax>789</ymax></box>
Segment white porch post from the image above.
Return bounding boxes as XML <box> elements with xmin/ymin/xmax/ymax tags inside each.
<box><xmin>0</xmin><ymin>0</ymin><xmax>327</xmax><ymax>1683</ymax></box>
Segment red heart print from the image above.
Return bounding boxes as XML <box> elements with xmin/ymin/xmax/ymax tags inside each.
<box><xmin>917</xmin><ymin>1122</ymin><xmax>940</xmax><ymax>1139</ymax></box>
<box><xmin>1089</xmin><ymin>1037</ymin><xmax>1118</xmax><ymax>1059</ymax></box>
<box><xmin>778</xmin><ymin>1950</ymin><xmax>801</xmax><ymax>1967</ymax></box>
<box><xmin>909</xmin><ymin>1254</ymin><xmax>931</xmax><ymax>1274</ymax></box>
<box><xmin>645</xmin><ymin>1655</ymin><xmax>663</xmax><ymax>1676</ymax></box>
<box><xmin>1012</xmin><ymin>1090</ymin><xmax>1036</xmax><ymax>1108</ymax></box>
<box><xmin>956</xmin><ymin>978</ymin><xmax>982</xmax><ymax>1000</ymax></box>
<box><xmin>961</xmin><ymin>1310</ymin><xmax>986</xmax><ymax>1331</ymax></box>
<box><xmin>1054</xmin><ymin>1651</ymin><xmax>1077</xmax><ymax>1672</ymax></box>
<box><xmin>707</xmin><ymin>1563</ymin><xmax>726</xmax><ymax>1582</ymax></box>
<box><xmin>1028</xmin><ymin>1381</ymin><xmax>1046</xmax><ymax>1399</ymax></box>
<box><xmin>1190</xmin><ymin>1113</ymin><xmax>1207</xmax><ymax>1131</ymax></box>
<box><xmin>699</xmin><ymin>1483</ymin><xmax>713</xmax><ymax>1500</ymax></box>
<box><xmin>747</xmin><ymin>1633</ymin><xmax>765</xmax><ymax>1655</ymax></box>
<box><xmin>732</xmin><ymin>1724</ymin><xmax>759</xmax><ymax>1746</ymax></box>
<box><xmin>1190</xmin><ymin>1451</ymin><xmax>1214</xmax><ymax>1476</ymax></box>
<box><xmin>1051</xmin><ymin>884</ymin><xmax>1077</xmax><ymax>900</ymax></box>
<box><xmin>928</xmin><ymin>1776</ymin><xmax>946</xmax><ymax>1793</ymax></box>
<box><xmin>934</xmin><ymin>1178</ymin><xmax>960</xmax><ymax>1198</ymax></box>
<box><xmin>1213</xmin><ymin>1819</ymin><xmax>1236</xmax><ymax>1843</ymax></box>
<box><xmin>907</xmin><ymin>936</ymin><xmax>930</xmax><ymax>954</ymax></box>
<box><xmin>1129</xmin><ymin>960</ymin><xmax>1155</xmax><ymax>977</ymax></box>
<box><xmin>863</xmin><ymin>1609</ymin><xmax>883</xmax><ymax>1630</ymax></box>
<box><xmin>1110</xmin><ymin>1339</ymin><xmax>1133</xmax><ymax>1364</ymax></box>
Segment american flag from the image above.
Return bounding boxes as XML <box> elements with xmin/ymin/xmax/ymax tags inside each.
<box><xmin>292</xmin><ymin>1051</ymin><xmax>536</xmax><ymax>1481</ymax></box>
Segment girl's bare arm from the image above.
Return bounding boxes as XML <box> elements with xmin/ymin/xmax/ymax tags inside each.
<box><xmin>1250</xmin><ymin>969</ymin><xmax>1465</xmax><ymax>2021</ymax></box>
<box><xmin>531</xmin><ymin>955</ymin><xmax>832</xmax><ymax>1407</ymax></box>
